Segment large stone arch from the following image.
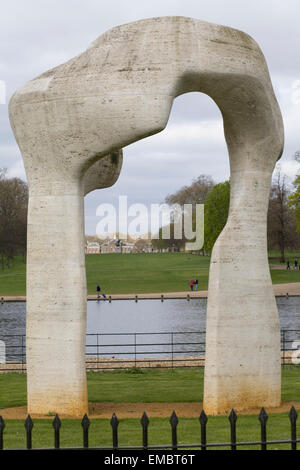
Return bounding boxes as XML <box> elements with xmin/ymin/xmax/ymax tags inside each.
<box><xmin>9</xmin><ymin>16</ymin><xmax>284</xmax><ymax>416</ymax></box>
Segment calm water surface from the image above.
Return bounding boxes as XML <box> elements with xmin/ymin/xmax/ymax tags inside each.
<box><xmin>1</xmin><ymin>297</ymin><xmax>300</xmax><ymax>335</ymax></box>
<box><xmin>0</xmin><ymin>298</ymin><xmax>299</xmax><ymax>359</ymax></box>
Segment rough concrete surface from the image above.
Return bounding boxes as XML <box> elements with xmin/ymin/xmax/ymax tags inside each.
<box><xmin>9</xmin><ymin>17</ymin><xmax>284</xmax><ymax>416</ymax></box>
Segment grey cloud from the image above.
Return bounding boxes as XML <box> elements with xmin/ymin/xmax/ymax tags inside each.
<box><xmin>1</xmin><ymin>0</ymin><xmax>299</xmax><ymax>234</ymax></box>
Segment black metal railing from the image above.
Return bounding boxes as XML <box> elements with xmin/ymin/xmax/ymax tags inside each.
<box><xmin>0</xmin><ymin>406</ymin><xmax>299</xmax><ymax>450</ymax></box>
<box><xmin>0</xmin><ymin>329</ymin><xmax>300</xmax><ymax>372</ymax></box>
<box><xmin>85</xmin><ymin>331</ymin><xmax>205</xmax><ymax>370</ymax></box>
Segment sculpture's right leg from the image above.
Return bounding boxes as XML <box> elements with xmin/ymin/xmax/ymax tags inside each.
<box><xmin>26</xmin><ymin>180</ymin><xmax>88</xmax><ymax>416</ymax></box>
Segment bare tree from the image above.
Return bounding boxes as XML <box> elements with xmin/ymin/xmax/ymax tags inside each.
<box><xmin>162</xmin><ymin>175</ymin><xmax>215</xmax><ymax>253</ymax></box>
<box><xmin>0</xmin><ymin>175</ymin><xmax>28</xmax><ymax>268</ymax></box>
<box><xmin>267</xmin><ymin>168</ymin><xmax>299</xmax><ymax>262</ymax></box>
<box><xmin>293</xmin><ymin>150</ymin><xmax>300</xmax><ymax>162</ymax></box>
<box><xmin>165</xmin><ymin>174</ymin><xmax>215</xmax><ymax>207</ymax></box>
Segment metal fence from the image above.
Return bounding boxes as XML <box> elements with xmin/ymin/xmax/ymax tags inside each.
<box><xmin>0</xmin><ymin>329</ymin><xmax>299</xmax><ymax>372</ymax></box>
<box><xmin>0</xmin><ymin>406</ymin><xmax>299</xmax><ymax>450</ymax></box>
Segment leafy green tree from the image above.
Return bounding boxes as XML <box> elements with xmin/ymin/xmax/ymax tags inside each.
<box><xmin>204</xmin><ymin>180</ymin><xmax>230</xmax><ymax>253</ymax></box>
<box><xmin>288</xmin><ymin>174</ymin><xmax>300</xmax><ymax>233</ymax></box>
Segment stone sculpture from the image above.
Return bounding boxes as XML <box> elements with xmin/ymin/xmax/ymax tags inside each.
<box><xmin>9</xmin><ymin>16</ymin><xmax>284</xmax><ymax>416</ymax></box>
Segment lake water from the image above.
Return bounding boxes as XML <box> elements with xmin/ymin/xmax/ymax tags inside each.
<box><xmin>0</xmin><ymin>297</ymin><xmax>300</xmax><ymax>361</ymax></box>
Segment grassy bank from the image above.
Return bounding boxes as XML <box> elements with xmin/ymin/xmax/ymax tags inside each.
<box><xmin>0</xmin><ymin>367</ymin><xmax>299</xmax><ymax>449</ymax></box>
<box><xmin>1</xmin><ymin>251</ymin><xmax>300</xmax><ymax>296</ymax></box>
<box><xmin>1</xmin><ymin>367</ymin><xmax>299</xmax><ymax>408</ymax></box>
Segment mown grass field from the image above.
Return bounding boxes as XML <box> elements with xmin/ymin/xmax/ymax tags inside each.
<box><xmin>1</xmin><ymin>367</ymin><xmax>300</xmax><ymax>408</ymax></box>
<box><xmin>1</xmin><ymin>251</ymin><xmax>300</xmax><ymax>296</ymax></box>
<box><xmin>0</xmin><ymin>367</ymin><xmax>299</xmax><ymax>449</ymax></box>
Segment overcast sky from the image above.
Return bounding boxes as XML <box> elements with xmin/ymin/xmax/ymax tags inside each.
<box><xmin>1</xmin><ymin>0</ymin><xmax>300</xmax><ymax>235</ymax></box>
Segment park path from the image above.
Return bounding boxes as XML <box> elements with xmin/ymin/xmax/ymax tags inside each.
<box><xmin>2</xmin><ymin>282</ymin><xmax>300</xmax><ymax>302</ymax></box>
<box><xmin>1</xmin><ymin>401</ymin><xmax>300</xmax><ymax>419</ymax></box>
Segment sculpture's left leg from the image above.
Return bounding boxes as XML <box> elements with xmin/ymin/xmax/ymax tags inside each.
<box><xmin>26</xmin><ymin>179</ymin><xmax>88</xmax><ymax>416</ymax></box>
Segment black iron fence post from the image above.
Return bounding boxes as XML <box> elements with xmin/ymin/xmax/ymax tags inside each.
<box><xmin>289</xmin><ymin>405</ymin><xmax>298</xmax><ymax>450</ymax></box>
<box><xmin>111</xmin><ymin>413</ymin><xmax>119</xmax><ymax>450</ymax></box>
<box><xmin>228</xmin><ymin>409</ymin><xmax>237</xmax><ymax>450</ymax></box>
<box><xmin>25</xmin><ymin>415</ymin><xmax>33</xmax><ymax>450</ymax></box>
<box><xmin>81</xmin><ymin>414</ymin><xmax>90</xmax><ymax>449</ymax></box>
<box><xmin>259</xmin><ymin>408</ymin><xmax>268</xmax><ymax>451</ymax></box>
<box><xmin>141</xmin><ymin>412</ymin><xmax>149</xmax><ymax>450</ymax></box>
<box><xmin>0</xmin><ymin>416</ymin><xmax>5</xmax><ymax>450</ymax></box>
<box><xmin>199</xmin><ymin>410</ymin><xmax>208</xmax><ymax>450</ymax></box>
<box><xmin>170</xmin><ymin>411</ymin><xmax>178</xmax><ymax>451</ymax></box>
<box><xmin>52</xmin><ymin>414</ymin><xmax>61</xmax><ymax>449</ymax></box>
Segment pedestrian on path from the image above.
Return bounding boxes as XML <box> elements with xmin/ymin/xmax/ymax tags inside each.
<box><xmin>194</xmin><ymin>279</ymin><xmax>199</xmax><ymax>291</ymax></box>
<box><xmin>96</xmin><ymin>285</ymin><xmax>101</xmax><ymax>298</ymax></box>
<box><xmin>189</xmin><ymin>280</ymin><xmax>194</xmax><ymax>291</ymax></box>
<box><xmin>286</xmin><ymin>260</ymin><xmax>291</xmax><ymax>270</ymax></box>
<box><xmin>97</xmin><ymin>285</ymin><xmax>107</xmax><ymax>300</ymax></box>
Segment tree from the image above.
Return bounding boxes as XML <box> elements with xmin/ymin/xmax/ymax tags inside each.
<box><xmin>293</xmin><ymin>151</ymin><xmax>300</xmax><ymax>163</ymax></box>
<box><xmin>159</xmin><ymin>175</ymin><xmax>215</xmax><ymax>252</ymax></box>
<box><xmin>165</xmin><ymin>174</ymin><xmax>215</xmax><ymax>207</ymax></box>
<box><xmin>0</xmin><ymin>173</ymin><xmax>28</xmax><ymax>268</ymax></box>
<box><xmin>268</xmin><ymin>169</ymin><xmax>299</xmax><ymax>262</ymax></box>
<box><xmin>204</xmin><ymin>180</ymin><xmax>230</xmax><ymax>253</ymax></box>
<box><xmin>288</xmin><ymin>173</ymin><xmax>300</xmax><ymax>240</ymax></box>
<box><xmin>151</xmin><ymin>221</ymin><xmax>186</xmax><ymax>252</ymax></box>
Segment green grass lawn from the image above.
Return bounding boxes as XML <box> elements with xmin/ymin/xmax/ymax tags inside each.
<box><xmin>1</xmin><ymin>367</ymin><xmax>299</xmax><ymax>408</ymax></box>
<box><xmin>1</xmin><ymin>251</ymin><xmax>300</xmax><ymax>296</ymax></box>
<box><xmin>0</xmin><ymin>256</ymin><xmax>26</xmax><ymax>296</ymax></box>
<box><xmin>0</xmin><ymin>367</ymin><xmax>299</xmax><ymax>450</ymax></box>
<box><xmin>0</xmin><ymin>413</ymin><xmax>295</xmax><ymax>450</ymax></box>
<box><xmin>86</xmin><ymin>252</ymin><xmax>211</xmax><ymax>294</ymax></box>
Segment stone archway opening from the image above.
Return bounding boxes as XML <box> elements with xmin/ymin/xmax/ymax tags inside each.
<box><xmin>84</xmin><ymin>91</ymin><xmax>229</xmax><ymax>241</ymax></box>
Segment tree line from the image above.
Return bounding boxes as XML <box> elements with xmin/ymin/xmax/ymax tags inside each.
<box><xmin>153</xmin><ymin>167</ymin><xmax>300</xmax><ymax>261</ymax></box>
<box><xmin>1</xmin><ymin>163</ymin><xmax>300</xmax><ymax>267</ymax></box>
<box><xmin>0</xmin><ymin>169</ymin><xmax>28</xmax><ymax>268</ymax></box>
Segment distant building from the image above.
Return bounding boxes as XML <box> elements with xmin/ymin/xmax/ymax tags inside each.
<box><xmin>100</xmin><ymin>239</ymin><xmax>135</xmax><ymax>254</ymax></box>
<box><xmin>85</xmin><ymin>241</ymin><xmax>101</xmax><ymax>254</ymax></box>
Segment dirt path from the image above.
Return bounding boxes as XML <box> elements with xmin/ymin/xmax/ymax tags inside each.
<box><xmin>1</xmin><ymin>401</ymin><xmax>300</xmax><ymax>419</ymax></box>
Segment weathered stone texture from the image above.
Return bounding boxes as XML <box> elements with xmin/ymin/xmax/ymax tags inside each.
<box><xmin>9</xmin><ymin>17</ymin><xmax>283</xmax><ymax>416</ymax></box>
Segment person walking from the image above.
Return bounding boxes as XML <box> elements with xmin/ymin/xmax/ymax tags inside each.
<box><xmin>189</xmin><ymin>280</ymin><xmax>194</xmax><ymax>291</ymax></box>
<box><xmin>286</xmin><ymin>261</ymin><xmax>291</xmax><ymax>270</ymax></box>
<box><xmin>194</xmin><ymin>279</ymin><xmax>199</xmax><ymax>292</ymax></box>
<box><xmin>96</xmin><ymin>285</ymin><xmax>101</xmax><ymax>298</ymax></box>
<box><xmin>97</xmin><ymin>284</ymin><xmax>107</xmax><ymax>300</ymax></box>
<box><xmin>295</xmin><ymin>260</ymin><xmax>298</xmax><ymax>270</ymax></box>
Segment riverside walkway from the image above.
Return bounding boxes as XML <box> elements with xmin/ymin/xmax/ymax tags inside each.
<box><xmin>2</xmin><ymin>282</ymin><xmax>300</xmax><ymax>302</ymax></box>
